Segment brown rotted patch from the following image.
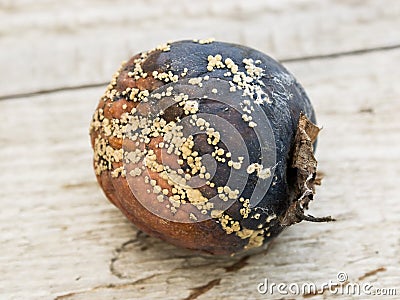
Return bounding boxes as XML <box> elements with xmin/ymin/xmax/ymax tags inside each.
<box><xmin>99</xmin><ymin>168</ymin><xmax>246</xmax><ymax>255</ymax></box>
<box><xmin>116</xmin><ymin>52</ymin><xmax>165</xmax><ymax>93</ymax></box>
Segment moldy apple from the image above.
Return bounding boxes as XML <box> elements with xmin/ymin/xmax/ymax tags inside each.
<box><xmin>90</xmin><ymin>39</ymin><xmax>334</xmax><ymax>255</ymax></box>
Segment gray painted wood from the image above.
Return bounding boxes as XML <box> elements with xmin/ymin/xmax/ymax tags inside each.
<box><xmin>1</xmin><ymin>0</ymin><xmax>400</xmax><ymax>96</ymax></box>
<box><xmin>1</xmin><ymin>1</ymin><xmax>399</xmax><ymax>299</ymax></box>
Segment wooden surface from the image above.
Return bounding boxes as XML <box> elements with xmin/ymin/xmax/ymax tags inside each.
<box><xmin>1</xmin><ymin>1</ymin><xmax>399</xmax><ymax>299</ymax></box>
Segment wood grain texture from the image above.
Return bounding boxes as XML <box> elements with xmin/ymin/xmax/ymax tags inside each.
<box><xmin>1</xmin><ymin>48</ymin><xmax>399</xmax><ymax>300</ymax></box>
<box><xmin>1</xmin><ymin>0</ymin><xmax>400</xmax><ymax>96</ymax></box>
<box><xmin>1</xmin><ymin>1</ymin><xmax>400</xmax><ymax>299</ymax></box>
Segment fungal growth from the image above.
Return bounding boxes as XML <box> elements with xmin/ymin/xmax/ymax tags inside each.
<box><xmin>90</xmin><ymin>40</ymin><xmax>333</xmax><ymax>255</ymax></box>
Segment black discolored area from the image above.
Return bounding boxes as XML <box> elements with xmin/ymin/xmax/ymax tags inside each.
<box><xmin>155</xmin><ymin>41</ymin><xmax>316</xmax><ymax>233</ymax></box>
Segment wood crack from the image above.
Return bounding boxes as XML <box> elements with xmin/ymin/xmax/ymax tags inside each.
<box><xmin>0</xmin><ymin>82</ymin><xmax>107</xmax><ymax>101</ymax></box>
<box><xmin>183</xmin><ymin>278</ymin><xmax>222</xmax><ymax>300</ymax></box>
<box><xmin>109</xmin><ymin>238</ymin><xmax>137</xmax><ymax>279</ymax></box>
<box><xmin>280</xmin><ymin>43</ymin><xmax>400</xmax><ymax>63</ymax></box>
<box><xmin>224</xmin><ymin>255</ymin><xmax>250</xmax><ymax>273</ymax></box>
<box><xmin>53</xmin><ymin>274</ymin><xmax>158</xmax><ymax>300</ymax></box>
<box><xmin>358</xmin><ymin>267</ymin><xmax>387</xmax><ymax>281</ymax></box>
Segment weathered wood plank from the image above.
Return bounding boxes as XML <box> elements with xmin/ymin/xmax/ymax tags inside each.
<box><xmin>1</xmin><ymin>47</ymin><xmax>399</xmax><ymax>299</ymax></box>
<box><xmin>1</xmin><ymin>0</ymin><xmax>400</xmax><ymax>96</ymax></box>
